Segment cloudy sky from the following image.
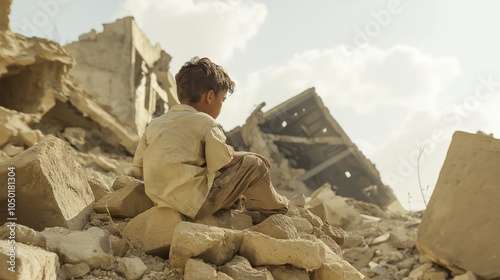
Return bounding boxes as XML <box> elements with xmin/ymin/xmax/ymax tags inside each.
<box><xmin>10</xmin><ymin>0</ymin><xmax>500</xmax><ymax>210</ymax></box>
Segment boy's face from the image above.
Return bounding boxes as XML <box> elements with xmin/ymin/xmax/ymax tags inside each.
<box><xmin>205</xmin><ymin>90</ymin><xmax>227</xmax><ymax>119</ymax></box>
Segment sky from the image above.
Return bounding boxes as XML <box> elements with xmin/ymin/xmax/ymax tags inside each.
<box><xmin>9</xmin><ymin>0</ymin><xmax>500</xmax><ymax>210</ymax></box>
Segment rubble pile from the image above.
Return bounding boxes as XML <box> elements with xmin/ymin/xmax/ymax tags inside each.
<box><xmin>1</xmin><ymin>1</ymin><xmax>499</xmax><ymax>279</ymax></box>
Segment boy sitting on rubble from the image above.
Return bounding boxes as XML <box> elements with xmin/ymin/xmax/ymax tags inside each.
<box><xmin>132</xmin><ymin>57</ymin><xmax>289</xmax><ymax>220</ymax></box>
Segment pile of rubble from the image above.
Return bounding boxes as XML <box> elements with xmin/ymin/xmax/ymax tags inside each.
<box><xmin>2</xmin><ymin>0</ymin><xmax>500</xmax><ymax>279</ymax></box>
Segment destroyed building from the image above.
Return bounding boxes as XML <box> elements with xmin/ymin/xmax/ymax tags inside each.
<box><xmin>227</xmin><ymin>88</ymin><xmax>400</xmax><ymax>210</ymax></box>
<box><xmin>65</xmin><ymin>17</ymin><xmax>179</xmax><ymax>136</ymax></box>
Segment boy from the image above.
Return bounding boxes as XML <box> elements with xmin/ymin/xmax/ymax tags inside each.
<box><xmin>132</xmin><ymin>57</ymin><xmax>288</xmax><ymax>220</ymax></box>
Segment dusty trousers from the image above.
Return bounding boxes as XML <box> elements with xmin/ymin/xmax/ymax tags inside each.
<box><xmin>195</xmin><ymin>155</ymin><xmax>289</xmax><ymax>219</ymax></box>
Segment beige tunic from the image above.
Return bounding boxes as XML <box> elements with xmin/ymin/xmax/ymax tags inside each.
<box><xmin>133</xmin><ymin>104</ymin><xmax>234</xmax><ymax>218</ymax></box>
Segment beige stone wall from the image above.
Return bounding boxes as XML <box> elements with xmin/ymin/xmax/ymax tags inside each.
<box><xmin>66</xmin><ymin>17</ymin><xmax>177</xmax><ymax>135</ymax></box>
<box><xmin>66</xmin><ymin>18</ymin><xmax>135</xmax><ymax>128</ymax></box>
<box><xmin>0</xmin><ymin>0</ymin><xmax>12</xmax><ymax>31</ymax></box>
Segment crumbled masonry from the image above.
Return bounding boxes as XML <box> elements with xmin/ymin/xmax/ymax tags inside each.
<box><xmin>1</xmin><ymin>1</ymin><xmax>499</xmax><ymax>279</ymax></box>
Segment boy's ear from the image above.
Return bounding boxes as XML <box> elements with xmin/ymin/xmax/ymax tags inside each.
<box><xmin>206</xmin><ymin>90</ymin><xmax>215</xmax><ymax>104</ymax></box>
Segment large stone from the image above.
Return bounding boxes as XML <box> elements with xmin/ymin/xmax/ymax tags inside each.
<box><xmin>0</xmin><ymin>223</ymin><xmax>46</xmax><ymax>248</ymax></box>
<box><xmin>169</xmin><ymin>222</ymin><xmax>243</xmax><ymax>269</ymax></box>
<box><xmin>250</xmin><ymin>214</ymin><xmax>299</xmax><ymax>239</ymax></box>
<box><xmin>122</xmin><ymin>207</ymin><xmax>183</xmax><ymax>257</ymax></box>
<box><xmin>0</xmin><ymin>240</ymin><xmax>59</xmax><ymax>280</ymax></box>
<box><xmin>42</xmin><ymin>226</ymin><xmax>114</xmax><ymax>269</ymax></box>
<box><xmin>94</xmin><ymin>177</ymin><xmax>154</xmax><ymax>218</ymax></box>
<box><xmin>116</xmin><ymin>257</ymin><xmax>147</xmax><ymax>280</ymax></box>
<box><xmin>184</xmin><ymin>258</ymin><xmax>217</xmax><ymax>280</ymax></box>
<box><xmin>416</xmin><ymin>132</ymin><xmax>500</xmax><ymax>279</ymax></box>
<box><xmin>219</xmin><ymin>255</ymin><xmax>273</xmax><ymax>280</ymax></box>
<box><xmin>239</xmin><ymin>231</ymin><xmax>325</xmax><ymax>269</ymax></box>
<box><xmin>0</xmin><ymin>137</ymin><xmax>94</xmax><ymax>231</ymax></box>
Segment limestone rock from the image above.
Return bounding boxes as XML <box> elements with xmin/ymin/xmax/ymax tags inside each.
<box><xmin>268</xmin><ymin>265</ymin><xmax>310</xmax><ymax>280</ymax></box>
<box><xmin>219</xmin><ymin>255</ymin><xmax>273</xmax><ymax>280</ymax></box>
<box><xmin>343</xmin><ymin>248</ymin><xmax>375</xmax><ymax>271</ymax></box>
<box><xmin>408</xmin><ymin>263</ymin><xmax>433</xmax><ymax>280</ymax></box>
<box><xmin>3</xmin><ymin>143</ymin><xmax>24</xmax><ymax>157</ymax></box>
<box><xmin>289</xmin><ymin>194</ymin><xmax>306</xmax><ymax>210</ymax></box>
<box><xmin>62</xmin><ymin>127</ymin><xmax>87</xmax><ymax>151</ymax></box>
<box><xmin>116</xmin><ymin>257</ymin><xmax>147</xmax><ymax>280</ymax></box>
<box><xmin>110</xmin><ymin>235</ymin><xmax>130</xmax><ymax>257</ymax></box>
<box><xmin>0</xmin><ymin>136</ymin><xmax>94</xmax><ymax>231</ymax></box>
<box><xmin>217</xmin><ymin>271</ymin><xmax>234</xmax><ymax>280</ymax></box>
<box><xmin>19</xmin><ymin>129</ymin><xmax>44</xmax><ymax>147</ymax></box>
<box><xmin>112</xmin><ymin>175</ymin><xmax>142</xmax><ymax>191</ymax></box>
<box><xmin>239</xmin><ymin>231</ymin><xmax>325</xmax><ymax>269</ymax></box>
<box><xmin>0</xmin><ymin>240</ymin><xmax>59</xmax><ymax>280</ymax></box>
<box><xmin>298</xmin><ymin>208</ymin><xmax>324</xmax><ymax>228</ymax></box>
<box><xmin>0</xmin><ymin>223</ymin><xmax>46</xmax><ymax>248</ymax></box>
<box><xmin>250</xmin><ymin>214</ymin><xmax>299</xmax><ymax>239</ymax></box>
<box><xmin>312</xmin><ymin>242</ymin><xmax>366</xmax><ymax>280</ymax></box>
<box><xmin>42</xmin><ymin>226</ymin><xmax>114</xmax><ymax>269</ymax></box>
<box><xmin>0</xmin><ymin>0</ymin><xmax>12</xmax><ymax>31</ymax></box>
<box><xmin>416</xmin><ymin>132</ymin><xmax>500</xmax><ymax>278</ymax></box>
<box><xmin>0</xmin><ymin>107</ymin><xmax>31</xmax><ymax>147</ymax></box>
<box><xmin>322</xmin><ymin>223</ymin><xmax>347</xmax><ymax>245</ymax></box>
<box><xmin>60</xmin><ymin>263</ymin><xmax>90</xmax><ymax>279</ymax></box>
<box><xmin>305</xmin><ymin>184</ymin><xmax>363</xmax><ymax>227</ymax></box>
<box><xmin>94</xmin><ymin>178</ymin><xmax>153</xmax><ymax>218</ymax></box>
<box><xmin>184</xmin><ymin>258</ymin><xmax>217</xmax><ymax>280</ymax></box>
<box><xmin>122</xmin><ymin>207</ymin><xmax>183</xmax><ymax>257</ymax></box>
<box><xmin>307</xmin><ymin>203</ymin><xmax>329</xmax><ymax>223</ymax></box>
<box><xmin>169</xmin><ymin>222</ymin><xmax>242</xmax><ymax>269</ymax></box>
<box><xmin>453</xmin><ymin>271</ymin><xmax>478</xmax><ymax>280</ymax></box>
<box><xmin>88</xmin><ymin>177</ymin><xmax>111</xmax><ymax>202</ymax></box>
<box><xmin>289</xmin><ymin>216</ymin><xmax>313</xmax><ymax>234</ymax></box>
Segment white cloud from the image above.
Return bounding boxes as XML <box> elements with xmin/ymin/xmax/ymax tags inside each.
<box><xmin>119</xmin><ymin>0</ymin><xmax>267</xmax><ymax>72</ymax></box>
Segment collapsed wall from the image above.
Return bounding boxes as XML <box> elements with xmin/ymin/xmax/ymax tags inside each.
<box><xmin>0</xmin><ymin>12</ymin><xmax>139</xmax><ymax>154</ymax></box>
<box><xmin>227</xmin><ymin>88</ymin><xmax>401</xmax><ymax>210</ymax></box>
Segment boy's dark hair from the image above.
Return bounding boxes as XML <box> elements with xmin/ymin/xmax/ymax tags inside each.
<box><xmin>175</xmin><ymin>57</ymin><xmax>235</xmax><ymax>103</ymax></box>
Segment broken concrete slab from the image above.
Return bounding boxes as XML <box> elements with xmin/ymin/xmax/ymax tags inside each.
<box><xmin>184</xmin><ymin>258</ymin><xmax>217</xmax><ymax>280</ymax></box>
<box><xmin>240</xmin><ymin>231</ymin><xmax>326</xmax><ymax>269</ymax></box>
<box><xmin>0</xmin><ymin>136</ymin><xmax>94</xmax><ymax>231</ymax></box>
<box><xmin>416</xmin><ymin>131</ymin><xmax>500</xmax><ymax>279</ymax></box>
<box><xmin>116</xmin><ymin>257</ymin><xmax>148</xmax><ymax>280</ymax></box>
<box><xmin>42</xmin><ymin>226</ymin><xmax>114</xmax><ymax>270</ymax></box>
<box><xmin>122</xmin><ymin>207</ymin><xmax>183</xmax><ymax>257</ymax></box>
<box><xmin>169</xmin><ymin>222</ymin><xmax>243</xmax><ymax>269</ymax></box>
<box><xmin>94</xmin><ymin>177</ymin><xmax>153</xmax><ymax>218</ymax></box>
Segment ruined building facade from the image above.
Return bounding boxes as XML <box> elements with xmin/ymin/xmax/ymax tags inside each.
<box><xmin>65</xmin><ymin>17</ymin><xmax>179</xmax><ymax>136</ymax></box>
<box><xmin>228</xmin><ymin>88</ymin><xmax>400</xmax><ymax>209</ymax></box>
